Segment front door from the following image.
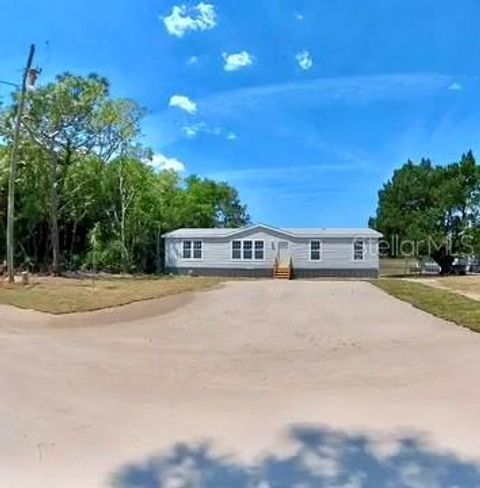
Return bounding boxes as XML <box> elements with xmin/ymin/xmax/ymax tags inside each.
<box><xmin>277</xmin><ymin>241</ymin><xmax>290</xmax><ymax>266</ymax></box>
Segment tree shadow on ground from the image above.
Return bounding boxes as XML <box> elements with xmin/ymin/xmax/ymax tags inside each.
<box><xmin>110</xmin><ymin>425</ymin><xmax>480</xmax><ymax>487</ymax></box>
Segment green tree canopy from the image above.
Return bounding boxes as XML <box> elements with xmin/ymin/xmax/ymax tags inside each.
<box><xmin>369</xmin><ymin>151</ymin><xmax>480</xmax><ymax>273</ymax></box>
<box><xmin>0</xmin><ymin>73</ymin><xmax>250</xmax><ymax>274</ymax></box>
<box><xmin>181</xmin><ymin>175</ymin><xmax>250</xmax><ymax>228</ymax></box>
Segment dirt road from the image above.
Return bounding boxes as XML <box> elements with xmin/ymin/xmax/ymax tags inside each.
<box><xmin>1</xmin><ymin>281</ymin><xmax>480</xmax><ymax>486</ymax></box>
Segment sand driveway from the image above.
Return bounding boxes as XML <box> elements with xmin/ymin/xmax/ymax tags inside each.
<box><xmin>1</xmin><ymin>280</ymin><xmax>480</xmax><ymax>487</ymax></box>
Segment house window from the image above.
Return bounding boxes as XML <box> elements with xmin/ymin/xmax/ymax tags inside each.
<box><xmin>243</xmin><ymin>240</ymin><xmax>253</xmax><ymax>260</ymax></box>
<box><xmin>310</xmin><ymin>241</ymin><xmax>321</xmax><ymax>261</ymax></box>
<box><xmin>353</xmin><ymin>240</ymin><xmax>364</xmax><ymax>261</ymax></box>
<box><xmin>254</xmin><ymin>241</ymin><xmax>264</xmax><ymax>260</ymax></box>
<box><xmin>193</xmin><ymin>240</ymin><xmax>202</xmax><ymax>259</ymax></box>
<box><xmin>232</xmin><ymin>240</ymin><xmax>242</xmax><ymax>260</ymax></box>
<box><xmin>182</xmin><ymin>240</ymin><xmax>192</xmax><ymax>259</ymax></box>
<box><xmin>231</xmin><ymin>240</ymin><xmax>264</xmax><ymax>260</ymax></box>
<box><xmin>182</xmin><ymin>240</ymin><xmax>202</xmax><ymax>259</ymax></box>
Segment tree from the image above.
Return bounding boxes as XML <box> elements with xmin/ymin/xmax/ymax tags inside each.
<box><xmin>61</xmin><ymin>154</ymin><xmax>104</xmax><ymax>267</ymax></box>
<box><xmin>0</xmin><ymin>71</ymin><xmax>251</xmax><ymax>275</ymax></box>
<box><xmin>181</xmin><ymin>176</ymin><xmax>250</xmax><ymax>228</ymax></box>
<box><xmin>1</xmin><ymin>73</ymin><xmax>145</xmax><ymax>274</ymax></box>
<box><xmin>100</xmin><ymin>157</ymin><xmax>156</xmax><ymax>271</ymax></box>
<box><xmin>370</xmin><ymin>152</ymin><xmax>480</xmax><ymax>273</ymax></box>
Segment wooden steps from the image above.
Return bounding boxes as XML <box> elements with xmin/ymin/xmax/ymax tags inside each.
<box><xmin>274</xmin><ymin>266</ymin><xmax>292</xmax><ymax>280</ymax></box>
<box><xmin>273</xmin><ymin>257</ymin><xmax>293</xmax><ymax>280</ymax></box>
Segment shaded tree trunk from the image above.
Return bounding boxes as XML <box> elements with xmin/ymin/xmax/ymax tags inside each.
<box><xmin>49</xmin><ymin>151</ymin><xmax>61</xmax><ymax>275</ymax></box>
<box><xmin>432</xmin><ymin>246</ymin><xmax>454</xmax><ymax>275</ymax></box>
<box><xmin>156</xmin><ymin>225</ymin><xmax>162</xmax><ymax>274</ymax></box>
<box><xmin>70</xmin><ymin>220</ymin><xmax>77</xmax><ymax>265</ymax></box>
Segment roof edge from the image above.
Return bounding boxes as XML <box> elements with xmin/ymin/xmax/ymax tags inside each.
<box><xmin>162</xmin><ymin>225</ymin><xmax>383</xmax><ymax>239</ymax></box>
<box><xmin>161</xmin><ymin>224</ymin><xmax>293</xmax><ymax>239</ymax></box>
<box><xmin>226</xmin><ymin>223</ymin><xmax>294</xmax><ymax>238</ymax></box>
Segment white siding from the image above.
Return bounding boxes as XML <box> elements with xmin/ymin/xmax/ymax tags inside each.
<box><xmin>166</xmin><ymin>231</ymin><xmax>275</xmax><ymax>269</ymax></box>
<box><xmin>165</xmin><ymin>229</ymin><xmax>379</xmax><ymax>270</ymax></box>
<box><xmin>290</xmin><ymin>237</ymin><xmax>379</xmax><ymax>269</ymax></box>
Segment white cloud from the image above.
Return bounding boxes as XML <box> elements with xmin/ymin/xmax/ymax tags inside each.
<box><xmin>183</xmin><ymin>125</ymin><xmax>201</xmax><ymax>137</ymax></box>
<box><xmin>169</xmin><ymin>94</ymin><xmax>197</xmax><ymax>114</ymax></box>
<box><xmin>187</xmin><ymin>55</ymin><xmax>199</xmax><ymax>65</ymax></box>
<box><xmin>294</xmin><ymin>12</ymin><xmax>304</xmax><ymax>20</ymax></box>
<box><xmin>198</xmin><ymin>74</ymin><xmax>458</xmax><ymax>124</ymax></box>
<box><xmin>163</xmin><ymin>2</ymin><xmax>217</xmax><ymax>38</ymax></box>
<box><xmin>296</xmin><ymin>50</ymin><xmax>313</xmax><ymax>71</ymax></box>
<box><xmin>222</xmin><ymin>51</ymin><xmax>253</xmax><ymax>72</ymax></box>
<box><xmin>149</xmin><ymin>154</ymin><xmax>186</xmax><ymax>172</ymax></box>
<box><xmin>448</xmin><ymin>82</ymin><xmax>463</xmax><ymax>91</ymax></box>
<box><xmin>182</xmin><ymin>123</ymin><xmax>235</xmax><ymax>140</ymax></box>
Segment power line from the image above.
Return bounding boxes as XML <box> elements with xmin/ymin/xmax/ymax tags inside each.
<box><xmin>0</xmin><ymin>80</ymin><xmax>18</xmax><ymax>88</ymax></box>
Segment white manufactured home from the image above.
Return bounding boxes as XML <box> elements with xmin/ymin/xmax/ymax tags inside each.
<box><xmin>163</xmin><ymin>224</ymin><xmax>382</xmax><ymax>279</ymax></box>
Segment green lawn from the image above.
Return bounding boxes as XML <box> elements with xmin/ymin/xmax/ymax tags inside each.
<box><xmin>0</xmin><ymin>276</ymin><xmax>224</xmax><ymax>314</ymax></box>
<box><xmin>371</xmin><ymin>278</ymin><xmax>480</xmax><ymax>333</ymax></box>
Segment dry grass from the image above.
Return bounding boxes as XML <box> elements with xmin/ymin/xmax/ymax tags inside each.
<box><xmin>418</xmin><ymin>276</ymin><xmax>480</xmax><ymax>298</ymax></box>
<box><xmin>0</xmin><ymin>276</ymin><xmax>224</xmax><ymax>314</ymax></box>
<box><xmin>379</xmin><ymin>258</ymin><xmax>420</xmax><ymax>277</ymax></box>
<box><xmin>371</xmin><ymin>278</ymin><xmax>480</xmax><ymax>333</ymax></box>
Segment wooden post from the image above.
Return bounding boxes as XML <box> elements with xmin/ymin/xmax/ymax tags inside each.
<box><xmin>6</xmin><ymin>44</ymin><xmax>35</xmax><ymax>283</ymax></box>
<box><xmin>21</xmin><ymin>271</ymin><xmax>29</xmax><ymax>286</ymax></box>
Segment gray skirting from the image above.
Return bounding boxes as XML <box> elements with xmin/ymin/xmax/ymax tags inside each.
<box><xmin>165</xmin><ymin>267</ymin><xmax>378</xmax><ymax>278</ymax></box>
<box><xmin>165</xmin><ymin>267</ymin><xmax>273</xmax><ymax>278</ymax></box>
<box><xmin>293</xmin><ymin>268</ymin><xmax>378</xmax><ymax>278</ymax></box>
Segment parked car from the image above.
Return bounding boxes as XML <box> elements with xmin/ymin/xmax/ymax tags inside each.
<box><xmin>468</xmin><ymin>258</ymin><xmax>480</xmax><ymax>273</ymax></box>
<box><xmin>450</xmin><ymin>264</ymin><xmax>467</xmax><ymax>275</ymax></box>
<box><xmin>422</xmin><ymin>261</ymin><xmax>441</xmax><ymax>274</ymax></box>
<box><xmin>420</xmin><ymin>258</ymin><xmax>468</xmax><ymax>275</ymax></box>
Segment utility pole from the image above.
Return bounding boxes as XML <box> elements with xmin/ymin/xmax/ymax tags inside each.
<box><xmin>6</xmin><ymin>44</ymin><xmax>35</xmax><ymax>283</ymax></box>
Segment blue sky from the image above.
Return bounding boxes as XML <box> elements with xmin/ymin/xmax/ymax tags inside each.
<box><xmin>2</xmin><ymin>0</ymin><xmax>480</xmax><ymax>227</ymax></box>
